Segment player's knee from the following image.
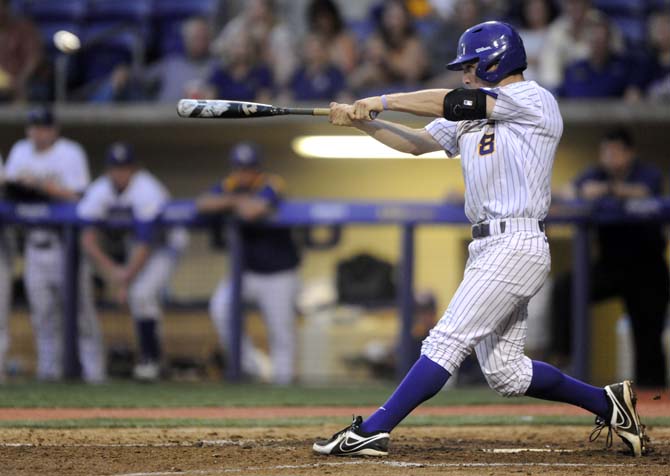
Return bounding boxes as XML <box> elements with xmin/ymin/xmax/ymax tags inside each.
<box><xmin>129</xmin><ymin>287</ymin><xmax>159</xmax><ymax>317</ymax></box>
<box><xmin>481</xmin><ymin>363</ymin><xmax>532</xmax><ymax>397</ymax></box>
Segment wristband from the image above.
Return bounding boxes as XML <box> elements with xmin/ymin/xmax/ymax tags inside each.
<box><xmin>380</xmin><ymin>94</ymin><xmax>389</xmax><ymax>111</ymax></box>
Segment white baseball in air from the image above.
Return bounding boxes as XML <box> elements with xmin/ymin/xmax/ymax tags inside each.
<box><xmin>53</xmin><ymin>30</ymin><xmax>81</xmax><ymax>54</ymax></box>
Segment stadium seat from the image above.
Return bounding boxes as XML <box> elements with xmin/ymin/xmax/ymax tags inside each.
<box><xmin>79</xmin><ymin>23</ymin><xmax>141</xmax><ymax>84</ymax></box>
<box><xmin>415</xmin><ymin>18</ymin><xmax>441</xmax><ymax>42</ymax></box>
<box><xmin>12</xmin><ymin>0</ymin><xmax>87</xmax><ymax>22</ymax></box>
<box><xmin>347</xmin><ymin>19</ymin><xmax>376</xmax><ymax>43</ymax></box>
<box><xmin>648</xmin><ymin>0</ymin><xmax>670</xmax><ymax>10</ymax></box>
<box><xmin>610</xmin><ymin>16</ymin><xmax>648</xmax><ymax>47</ymax></box>
<box><xmin>151</xmin><ymin>0</ymin><xmax>219</xmax><ymax>19</ymax></box>
<box><xmin>87</xmin><ymin>0</ymin><xmax>152</xmax><ymax>22</ymax></box>
<box><xmin>591</xmin><ymin>0</ymin><xmax>647</xmax><ymax>16</ymax></box>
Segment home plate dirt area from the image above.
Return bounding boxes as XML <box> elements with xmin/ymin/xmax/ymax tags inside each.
<box><xmin>1</xmin><ymin>425</ymin><xmax>669</xmax><ymax>476</ymax></box>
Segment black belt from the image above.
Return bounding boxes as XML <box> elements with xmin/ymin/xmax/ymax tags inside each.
<box><xmin>28</xmin><ymin>240</ymin><xmax>56</xmax><ymax>249</ymax></box>
<box><xmin>471</xmin><ymin>220</ymin><xmax>545</xmax><ymax>239</ymax></box>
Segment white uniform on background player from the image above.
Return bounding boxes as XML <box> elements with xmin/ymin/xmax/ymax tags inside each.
<box><xmin>197</xmin><ymin>142</ymin><xmax>301</xmax><ymax>385</ymax></box>
<box><xmin>5</xmin><ymin>106</ymin><xmax>105</xmax><ymax>382</ymax></box>
<box><xmin>314</xmin><ymin>21</ymin><xmax>648</xmax><ymax>458</ymax></box>
<box><xmin>0</xmin><ymin>158</ymin><xmax>14</xmax><ymax>382</ymax></box>
<box><xmin>78</xmin><ymin>142</ymin><xmax>187</xmax><ymax>381</ymax></box>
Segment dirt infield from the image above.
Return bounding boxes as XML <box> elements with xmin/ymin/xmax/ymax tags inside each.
<box><xmin>1</xmin><ymin>425</ymin><xmax>669</xmax><ymax>476</ymax></box>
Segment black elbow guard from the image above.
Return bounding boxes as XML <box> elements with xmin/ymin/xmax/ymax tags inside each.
<box><xmin>443</xmin><ymin>88</ymin><xmax>488</xmax><ymax>121</ymax></box>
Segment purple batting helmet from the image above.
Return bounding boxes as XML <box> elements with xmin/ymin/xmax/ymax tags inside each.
<box><xmin>447</xmin><ymin>21</ymin><xmax>527</xmax><ymax>84</ymax></box>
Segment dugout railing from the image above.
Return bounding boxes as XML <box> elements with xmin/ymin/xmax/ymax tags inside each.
<box><xmin>1</xmin><ymin>197</ymin><xmax>669</xmax><ymax>383</ymax></box>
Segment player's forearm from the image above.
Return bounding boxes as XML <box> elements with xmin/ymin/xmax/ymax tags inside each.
<box><xmin>611</xmin><ymin>182</ymin><xmax>653</xmax><ymax>199</ymax></box>
<box><xmin>41</xmin><ymin>181</ymin><xmax>81</xmax><ymax>202</ymax></box>
<box><xmin>353</xmin><ymin>119</ymin><xmax>439</xmax><ymax>155</ymax></box>
<box><xmin>383</xmin><ymin>89</ymin><xmax>450</xmax><ymax>117</ymax></box>
<box><xmin>124</xmin><ymin>244</ymin><xmax>151</xmax><ymax>282</ymax></box>
<box><xmin>234</xmin><ymin>197</ymin><xmax>272</xmax><ymax>221</ymax></box>
<box><xmin>81</xmin><ymin>229</ymin><xmax>118</xmax><ymax>276</ymax></box>
<box><xmin>196</xmin><ymin>194</ymin><xmax>235</xmax><ymax>213</ymax></box>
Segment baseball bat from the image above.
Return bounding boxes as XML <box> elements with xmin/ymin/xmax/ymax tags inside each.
<box><xmin>176</xmin><ymin>99</ymin><xmax>378</xmax><ymax>120</ymax></box>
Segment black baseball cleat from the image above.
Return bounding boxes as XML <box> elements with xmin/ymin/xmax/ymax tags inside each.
<box><xmin>313</xmin><ymin>416</ymin><xmax>390</xmax><ymax>456</ymax></box>
<box><xmin>590</xmin><ymin>380</ymin><xmax>648</xmax><ymax>457</ymax></box>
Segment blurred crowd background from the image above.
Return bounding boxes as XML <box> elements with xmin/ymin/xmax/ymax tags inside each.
<box><xmin>1</xmin><ymin>0</ymin><xmax>670</xmax><ymax>104</ymax></box>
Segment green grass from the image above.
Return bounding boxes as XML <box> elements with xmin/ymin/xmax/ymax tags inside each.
<box><xmin>1</xmin><ymin>416</ymin><xmax>669</xmax><ymax>429</ymax></box>
<box><xmin>0</xmin><ymin>381</ymin><xmax>543</xmax><ymax>408</ymax></box>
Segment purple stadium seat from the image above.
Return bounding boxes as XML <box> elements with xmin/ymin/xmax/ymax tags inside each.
<box><xmin>648</xmin><ymin>0</ymin><xmax>670</xmax><ymax>9</ymax></box>
<box><xmin>87</xmin><ymin>0</ymin><xmax>152</xmax><ymax>22</ymax></box>
<box><xmin>347</xmin><ymin>19</ymin><xmax>375</xmax><ymax>43</ymax></box>
<box><xmin>79</xmin><ymin>23</ymin><xmax>140</xmax><ymax>83</ymax></box>
<box><xmin>592</xmin><ymin>0</ymin><xmax>647</xmax><ymax>16</ymax></box>
<box><xmin>151</xmin><ymin>0</ymin><xmax>219</xmax><ymax>19</ymax></box>
<box><xmin>12</xmin><ymin>0</ymin><xmax>87</xmax><ymax>22</ymax></box>
<box><xmin>611</xmin><ymin>15</ymin><xmax>648</xmax><ymax>47</ymax></box>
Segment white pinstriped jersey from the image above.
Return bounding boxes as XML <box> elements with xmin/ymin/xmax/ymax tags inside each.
<box><xmin>426</xmin><ymin>80</ymin><xmax>563</xmax><ymax>224</ymax></box>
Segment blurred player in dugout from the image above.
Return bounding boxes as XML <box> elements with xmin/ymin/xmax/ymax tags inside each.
<box><xmin>78</xmin><ymin>143</ymin><xmax>188</xmax><ymax>381</ymax></box>
<box><xmin>552</xmin><ymin>127</ymin><xmax>669</xmax><ymax>387</ymax></box>
<box><xmin>4</xmin><ymin>106</ymin><xmax>105</xmax><ymax>382</ymax></box>
<box><xmin>197</xmin><ymin>142</ymin><xmax>300</xmax><ymax>385</ymax></box>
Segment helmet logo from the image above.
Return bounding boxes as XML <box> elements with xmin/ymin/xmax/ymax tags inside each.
<box><xmin>476</xmin><ymin>46</ymin><xmax>492</xmax><ymax>53</ymax></box>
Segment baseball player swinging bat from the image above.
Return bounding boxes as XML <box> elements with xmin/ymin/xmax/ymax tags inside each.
<box><xmin>177</xmin><ymin>99</ymin><xmax>378</xmax><ymax>120</ymax></box>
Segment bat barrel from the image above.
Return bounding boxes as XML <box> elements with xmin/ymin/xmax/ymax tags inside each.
<box><xmin>177</xmin><ymin>99</ymin><xmax>333</xmax><ymax>119</ymax></box>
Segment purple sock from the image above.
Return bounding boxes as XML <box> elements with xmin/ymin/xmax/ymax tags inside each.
<box><xmin>360</xmin><ymin>355</ymin><xmax>451</xmax><ymax>434</ymax></box>
<box><xmin>525</xmin><ymin>360</ymin><xmax>609</xmax><ymax>419</ymax></box>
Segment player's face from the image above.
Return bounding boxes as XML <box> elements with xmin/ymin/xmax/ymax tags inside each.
<box><xmin>599</xmin><ymin>140</ymin><xmax>634</xmax><ymax>176</ymax></box>
<box><xmin>108</xmin><ymin>166</ymin><xmax>136</xmax><ymax>192</ymax></box>
<box><xmin>27</xmin><ymin>125</ymin><xmax>58</xmax><ymax>151</ymax></box>
<box><xmin>461</xmin><ymin>61</ymin><xmax>490</xmax><ymax>89</ymax></box>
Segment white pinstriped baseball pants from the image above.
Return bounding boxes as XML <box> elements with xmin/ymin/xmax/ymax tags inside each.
<box><xmin>209</xmin><ymin>269</ymin><xmax>300</xmax><ymax>385</ymax></box>
<box><xmin>422</xmin><ymin>219</ymin><xmax>550</xmax><ymax>397</ymax></box>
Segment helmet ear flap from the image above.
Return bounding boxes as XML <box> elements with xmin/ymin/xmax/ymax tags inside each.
<box><xmin>476</xmin><ymin>51</ymin><xmax>503</xmax><ymax>82</ymax></box>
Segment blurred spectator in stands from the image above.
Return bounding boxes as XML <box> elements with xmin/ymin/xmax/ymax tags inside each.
<box><xmin>642</xmin><ymin>11</ymin><xmax>670</xmax><ymax>101</ymax></box>
<box><xmin>539</xmin><ymin>0</ymin><xmax>623</xmax><ymax>91</ymax></box>
<box><xmin>88</xmin><ymin>63</ymin><xmax>146</xmax><ymax>103</ymax></box>
<box><xmin>551</xmin><ymin>128</ymin><xmax>668</xmax><ymax>388</ymax></box>
<box><xmin>0</xmin><ymin>0</ymin><xmax>43</xmax><ymax>102</ymax></box>
<box><xmin>428</xmin><ymin>0</ymin><xmax>505</xmax><ymax>21</ymax></box>
<box><xmin>516</xmin><ymin>0</ymin><xmax>559</xmax><ymax>82</ymax></box>
<box><xmin>207</xmin><ymin>30</ymin><xmax>273</xmax><ymax>102</ymax></box>
<box><xmin>426</xmin><ymin>0</ymin><xmax>483</xmax><ymax>88</ymax></box>
<box><xmin>283</xmin><ymin>33</ymin><xmax>348</xmax><ymax>102</ymax></box>
<box><xmin>90</xmin><ymin>17</ymin><xmax>216</xmax><ymax>103</ymax></box>
<box><xmin>306</xmin><ymin>0</ymin><xmax>358</xmax><ymax>74</ymax></box>
<box><xmin>559</xmin><ymin>13</ymin><xmax>636</xmax><ymax>98</ymax></box>
<box><xmin>197</xmin><ymin>142</ymin><xmax>301</xmax><ymax>385</ymax></box>
<box><xmin>350</xmin><ymin>0</ymin><xmax>429</xmax><ymax>95</ymax></box>
<box><xmin>213</xmin><ymin>0</ymin><xmax>296</xmax><ymax>88</ymax></box>
<box><xmin>144</xmin><ymin>16</ymin><xmax>216</xmax><ymax>102</ymax></box>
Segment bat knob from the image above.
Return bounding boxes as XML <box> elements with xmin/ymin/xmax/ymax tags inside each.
<box><xmin>369</xmin><ymin>111</ymin><xmax>379</xmax><ymax>120</ymax></box>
